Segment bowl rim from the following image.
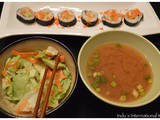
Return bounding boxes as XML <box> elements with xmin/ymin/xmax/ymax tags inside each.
<box><xmin>0</xmin><ymin>36</ymin><xmax>78</xmax><ymax>117</ymax></box>
<box><xmin>78</xmin><ymin>30</ymin><xmax>160</xmax><ymax>108</ymax></box>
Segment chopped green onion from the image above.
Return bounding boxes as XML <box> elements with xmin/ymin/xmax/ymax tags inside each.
<box><xmin>86</xmin><ymin>73</ymin><xmax>92</xmax><ymax>77</ymax></box>
<box><xmin>100</xmin><ymin>76</ymin><xmax>107</xmax><ymax>83</ymax></box>
<box><xmin>121</xmin><ymin>92</ymin><xmax>128</xmax><ymax>96</ymax></box>
<box><xmin>119</xmin><ymin>95</ymin><xmax>126</xmax><ymax>102</ymax></box>
<box><xmin>91</xmin><ymin>82</ymin><xmax>98</xmax><ymax>89</ymax></box>
<box><xmin>94</xmin><ymin>77</ymin><xmax>100</xmax><ymax>83</ymax></box>
<box><xmin>93</xmin><ymin>59</ymin><xmax>100</xmax><ymax>65</ymax></box>
<box><xmin>145</xmin><ymin>75</ymin><xmax>151</xmax><ymax>80</ymax></box>
<box><xmin>116</xmin><ymin>43</ymin><xmax>121</xmax><ymax>48</ymax></box>
<box><xmin>89</xmin><ymin>67</ymin><xmax>96</xmax><ymax>71</ymax></box>
<box><xmin>144</xmin><ymin>64</ymin><xmax>148</xmax><ymax>67</ymax></box>
<box><xmin>140</xmin><ymin>91</ymin><xmax>146</xmax><ymax>96</ymax></box>
<box><xmin>96</xmin><ymin>88</ymin><xmax>101</xmax><ymax>92</ymax></box>
<box><xmin>111</xmin><ymin>81</ymin><xmax>117</xmax><ymax>87</ymax></box>
<box><xmin>87</xmin><ymin>61</ymin><xmax>94</xmax><ymax>67</ymax></box>
<box><xmin>93</xmin><ymin>54</ymin><xmax>99</xmax><ymax>59</ymax></box>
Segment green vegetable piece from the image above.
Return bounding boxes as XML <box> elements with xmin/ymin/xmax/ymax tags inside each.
<box><xmin>116</xmin><ymin>43</ymin><xmax>121</xmax><ymax>48</ymax></box>
<box><xmin>42</xmin><ymin>58</ymin><xmax>66</xmax><ymax>69</ymax></box>
<box><xmin>144</xmin><ymin>75</ymin><xmax>151</xmax><ymax>80</ymax></box>
<box><xmin>144</xmin><ymin>64</ymin><xmax>148</xmax><ymax>67</ymax></box>
<box><xmin>140</xmin><ymin>91</ymin><xmax>146</xmax><ymax>96</ymax></box>
<box><xmin>93</xmin><ymin>59</ymin><xmax>100</xmax><ymax>65</ymax></box>
<box><xmin>93</xmin><ymin>54</ymin><xmax>99</xmax><ymax>59</ymax></box>
<box><xmin>87</xmin><ymin>73</ymin><xmax>92</xmax><ymax>77</ymax></box>
<box><xmin>121</xmin><ymin>92</ymin><xmax>128</xmax><ymax>96</ymax></box>
<box><xmin>111</xmin><ymin>81</ymin><xmax>117</xmax><ymax>87</ymax></box>
<box><xmin>96</xmin><ymin>88</ymin><xmax>101</xmax><ymax>92</ymax></box>
<box><xmin>94</xmin><ymin>77</ymin><xmax>100</xmax><ymax>83</ymax></box>
<box><xmin>35</xmin><ymin>51</ymin><xmax>46</xmax><ymax>58</ymax></box>
<box><xmin>89</xmin><ymin>67</ymin><xmax>96</xmax><ymax>71</ymax></box>
<box><xmin>87</xmin><ymin>61</ymin><xmax>94</xmax><ymax>67</ymax></box>
<box><xmin>100</xmin><ymin>76</ymin><xmax>107</xmax><ymax>83</ymax></box>
<box><xmin>91</xmin><ymin>82</ymin><xmax>98</xmax><ymax>89</ymax></box>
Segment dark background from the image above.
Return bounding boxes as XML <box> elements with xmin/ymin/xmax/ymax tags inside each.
<box><xmin>0</xmin><ymin>2</ymin><xmax>160</xmax><ymax>118</ymax></box>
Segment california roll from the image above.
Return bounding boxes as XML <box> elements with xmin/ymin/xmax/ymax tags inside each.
<box><xmin>17</xmin><ymin>7</ymin><xmax>35</xmax><ymax>24</ymax></box>
<box><xmin>35</xmin><ymin>9</ymin><xmax>54</xmax><ymax>26</ymax></box>
<box><xmin>102</xmin><ymin>9</ymin><xmax>123</xmax><ymax>28</ymax></box>
<box><xmin>81</xmin><ymin>10</ymin><xmax>98</xmax><ymax>27</ymax></box>
<box><xmin>57</xmin><ymin>10</ymin><xmax>77</xmax><ymax>27</ymax></box>
<box><xmin>124</xmin><ymin>8</ymin><xmax>143</xmax><ymax>26</ymax></box>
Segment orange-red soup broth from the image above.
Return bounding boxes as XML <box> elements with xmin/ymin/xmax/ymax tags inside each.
<box><xmin>86</xmin><ymin>43</ymin><xmax>153</xmax><ymax>103</ymax></box>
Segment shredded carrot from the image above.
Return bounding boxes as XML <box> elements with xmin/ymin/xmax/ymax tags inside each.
<box><xmin>48</xmin><ymin>102</ymin><xmax>51</xmax><ymax>106</ymax></box>
<box><xmin>12</xmin><ymin>51</ymin><xmax>38</xmax><ymax>57</ymax></box>
<box><xmin>6</xmin><ymin>79</ymin><xmax>10</xmax><ymax>85</ymax></box>
<box><xmin>1</xmin><ymin>70</ymin><xmax>7</xmax><ymax>77</ymax></box>
<box><xmin>17</xmin><ymin>100</ymin><xmax>29</xmax><ymax>113</ymax></box>
<box><xmin>28</xmin><ymin>106</ymin><xmax>33</xmax><ymax>111</ymax></box>
<box><xmin>39</xmin><ymin>79</ymin><xmax>42</xmax><ymax>84</ymax></box>
<box><xmin>46</xmin><ymin>68</ymin><xmax>52</xmax><ymax>80</ymax></box>
<box><xmin>99</xmin><ymin>27</ymin><xmax>104</xmax><ymax>30</ymax></box>
<box><xmin>46</xmin><ymin>81</ymin><xmax>50</xmax><ymax>86</ymax></box>
<box><xmin>60</xmin><ymin>55</ymin><xmax>65</xmax><ymax>63</ymax></box>
<box><xmin>50</xmin><ymin>89</ymin><xmax>54</xmax><ymax>97</ymax></box>
<box><xmin>58</xmin><ymin>70</ymin><xmax>66</xmax><ymax>80</ymax></box>
<box><xmin>29</xmin><ymin>58</ymin><xmax>37</xmax><ymax>64</ymax></box>
<box><xmin>55</xmin><ymin>78</ymin><xmax>62</xmax><ymax>92</ymax></box>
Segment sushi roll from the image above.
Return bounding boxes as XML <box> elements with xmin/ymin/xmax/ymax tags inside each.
<box><xmin>17</xmin><ymin>7</ymin><xmax>35</xmax><ymax>24</ymax></box>
<box><xmin>102</xmin><ymin>9</ymin><xmax>122</xmax><ymax>28</ymax></box>
<box><xmin>81</xmin><ymin>10</ymin><xmax>98</xmax><ymax>27</ymax></box>
<box><xmin>35</xmin><ymin>9</ymin><xmax>54</xmax><ymax>26</ymax></box>
<box><xmin>57</xmin><ymin>10</ymin><xmax>77</xmax><ymax>27</ymax></box>
<box><xmin>124</xmin><ymin>8</ymin><xmax>143</xmax><ymax>27</ymax></box>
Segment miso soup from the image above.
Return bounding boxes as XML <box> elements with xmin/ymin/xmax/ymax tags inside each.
<box><xmin>86</xmin><ymin>43</ymin><xmax>153</xmax><ymax>102</ymax></box>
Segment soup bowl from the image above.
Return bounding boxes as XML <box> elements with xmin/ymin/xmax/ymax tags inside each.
<box><xmin>0</xmin><ymin>36</ymin><xmax>78</xmax><ymax>117</ymax></box>
<box><xmin>78</xmin><ymin>30</ymin><xmax>160</xmax><ymax>107</ymax></box>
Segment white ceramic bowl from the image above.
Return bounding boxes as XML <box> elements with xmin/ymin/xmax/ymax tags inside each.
<box><xmin>78</xmin><ymin>30</ymin><xmax>160</xmax><ymax>107</ymax></box>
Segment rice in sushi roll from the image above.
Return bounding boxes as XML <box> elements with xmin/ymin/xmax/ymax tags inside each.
<box><xmin>124</xmin><ymin>8</ymin><xmax>143</xmax><ymax>27</ymax></box>
<box><xmin>102</xmin><ymin>9</ymin><xmax>123</xmax><ymax>28</ymax></box>
<box><xmin>81</xmin><ymin>10</ymin><xmax>98</xmax><ymax>27</ymax></box>
<box><xmin>17</xmin><ymin>7</ymin><xmax>35</xmax><ymax>24</ymax></box>
<box><xmin>57</xmin><ymin>10</ymin><xmax>77</xmax><ymax>27</ymax></box>
<box><xmin>35</xmin><ymin>9</ymin><xmax>54</xmax><ymax>26</ymax></box>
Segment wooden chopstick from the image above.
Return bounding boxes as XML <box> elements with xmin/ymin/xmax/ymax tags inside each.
<box><xmin>32</xmin><ymin>66</ymin><xmax>49</xmax><ymax>118</ymax></box>
<box><xmin>40</xmin><ymin>54</ymin><xmax>60</xmax><ymax>118</ymax></box>
<box><xmin>32</xmin><ymin>54</ymin><xmax>60</xmax><ymax>118</ymax></box>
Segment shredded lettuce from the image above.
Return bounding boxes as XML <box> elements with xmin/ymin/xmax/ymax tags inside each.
<box><xmin>2</xmin><ymin>47</ymin><xmax>72</xmax><ymax>113</ymax></box>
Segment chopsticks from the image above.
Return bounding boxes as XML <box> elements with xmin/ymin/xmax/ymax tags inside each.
<box><xmin>32</xmin><ymin>54</ymin><xmax>60</xmax><ymax>118</ymax></box>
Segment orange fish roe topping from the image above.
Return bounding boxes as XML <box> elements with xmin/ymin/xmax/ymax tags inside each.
<box><xmin>99</xmin><ymin>27</ymin><xmax>104</xmax><ymax>30</ymax></box>
<box><xmin>61</xmin><ymin>10</ymin><xmax>73</xmax><ymax>19</ymax></box>
<box><xmin>104</xmin><ymin>10</ymin><xmax>122</xmax><ymax>22</ymax></box>
<box><xmin>126</xmin><ymin>8</ymin><xmax>142</xmax><ymax>19</ymax></box>
<box><xmin>97</xmin><ymin>18</ymin><xmax>101</xmax><ymax>25</ymax></box>
<box><xmin>77</xmin><ymin>19</ymin><xmax>80</xmax><ymax>22</ymax></box>
<box><xmin>83</xmin><ymin>25</ymin><xmax>87</xmax><ymax>28</ymax></box>
<box><xmin>99</xmin><ymin>12</ymin><xmax>103</xmax><ymax>15</ymax></box>
<box><xmin>78</xmin><ymin>15</ymin><xmax>81</xmax><ymax>19</ymax></box>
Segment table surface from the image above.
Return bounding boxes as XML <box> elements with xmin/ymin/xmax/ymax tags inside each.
<box><xmin>0</xmin><ymin>2</ymin><xmax>160</xmax><ymax>118</ymax></box>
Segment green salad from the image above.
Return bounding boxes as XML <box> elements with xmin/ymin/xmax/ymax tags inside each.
<box><xmin>1</xmin><ymin>46</ymin><xmax>72</xmax><ymax>114</ymax></box>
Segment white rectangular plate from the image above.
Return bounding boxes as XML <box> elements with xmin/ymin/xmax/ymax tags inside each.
<box><xmin>0</xmin><ymin>2</ymin><xmax>160</xmax><ymax>38</ymax></box>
